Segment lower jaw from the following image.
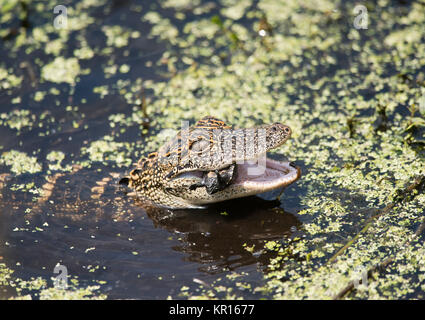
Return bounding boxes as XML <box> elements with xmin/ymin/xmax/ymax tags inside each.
<box><xmin>233</xmin><ymin>158</ymin><xmax>301</xmax><ymax>193</ymax></box>
<box><xmin>179</xmin><ymin>158</ymin><xmax>301</xmax><ymax>206</ymax></box>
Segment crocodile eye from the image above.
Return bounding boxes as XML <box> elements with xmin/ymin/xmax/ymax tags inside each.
<box><xmin>190</xmin><ymin>138</ymin><xmax>209</xmax><ymax>153</ymax></box>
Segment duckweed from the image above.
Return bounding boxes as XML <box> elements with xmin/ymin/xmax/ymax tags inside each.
<box><xmin>0</xmin><ymin>0</ymin><xmax>424</xmax><ymax>300</ymax></box>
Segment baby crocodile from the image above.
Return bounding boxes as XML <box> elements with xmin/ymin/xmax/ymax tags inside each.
<box><xmin>120</xmin><ymin>116</ymin><xmax>301</xmax><ymax>209</ymax></box>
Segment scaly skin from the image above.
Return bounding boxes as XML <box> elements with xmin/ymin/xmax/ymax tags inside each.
<box><xmin>120</xmin><ymin>116</ymin><xmax>301</xmax><ymax>209</ymax></box>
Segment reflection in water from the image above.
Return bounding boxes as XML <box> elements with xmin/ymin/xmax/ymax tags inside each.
<box><xmin>0</xmin><ymin>0</ymin><xmax>304</xmax><ymax>299</ymax></box>
<box><xmin>0</xmin><ymin>168</ymin><xmax>301</xmax><ymax>298</ymax></box>
<box><xmin>138</xmin><ymin>196</ymin><xmax>301</xmax><ymax>274</ymax></box>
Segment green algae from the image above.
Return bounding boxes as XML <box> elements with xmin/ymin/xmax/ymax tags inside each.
<box><xmin>0</xmin><ymin>109</ymin><xmax>36</xmax><ymax>132</ymax></box>
<box><xmin>0</xmin><ymin>0</ymin><xmax>424</xmax><ymax>300</ymax></box>
<box><xmin>102</xmin><ymin>25</ymin><xmax>139</xmax><ymax>49</ymax></box>
<box><xmin>41</xmin><ymin>57</ymin><xmax>80</xmax><ymax>85</ymax></box>
<box><xmin>0</xmin><ymin>262</ymin><xmax>106</xmax><ymax>300</ymax></box>
<box><xmin>0</xmin><ymin>263</ymin><xmax>14</xmax><ymax>287</ymax></box>
<box><xmin>144</xmin><ymin>0</ymin><xmax>424</xmax><ymax>299</ymax></box>
<box><xmin>0</xmin><ymin>150</ymin><xmax>42</xmax><ymax>175</ymax></box>
<box><xmin>46</xmin><ymin>151</ymin><xmax>68</xmax><ymax>171</ymax></box>
<box><xmin>81</xmin><ymin>136</ymin><xmax>134</xmax><ymax>167</ymax></box>
<box><xmin>0</xmin><ymin>67</ymin><xmax>23</xmax><ymax>90</ymax></box>
<box><xmin>143</xmin><ymin>12</ymin><xmax>179</xmax><ymax>44</ymax></box>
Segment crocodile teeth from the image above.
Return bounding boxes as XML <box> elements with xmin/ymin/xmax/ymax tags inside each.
<box><xmin>233</xmin><ymin>158</ymin><xmax>301</xmax><ymax>193</ymax></box>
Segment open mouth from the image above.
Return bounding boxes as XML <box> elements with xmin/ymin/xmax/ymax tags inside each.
<box><xmin>233</xmin><ymin>157</ymin><xmax>301</xmax><ymax>193</ymax></box>
<box><xmin>168</xmin><ymin>156</ymin><xmax>301</xmax><ymax>205</ymax></box>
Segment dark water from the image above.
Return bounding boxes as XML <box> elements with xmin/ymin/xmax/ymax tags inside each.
<box><xmin>0</xmin><ymin>0</ymin><xmax>305</xmax><ymax>299</ymax></box>
<box><xmin>0</xmin><ymin>165</ymin><xmax>302</xmax><ymax>299</ymax></box>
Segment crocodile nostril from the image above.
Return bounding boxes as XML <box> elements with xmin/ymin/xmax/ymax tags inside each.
<box><xmin>271</xmin><ymin>125</ymin><xmax>279</xmax><ymax>132</ymax></box>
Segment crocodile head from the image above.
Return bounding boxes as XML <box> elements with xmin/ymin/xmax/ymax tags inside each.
<box><xmin>120</xmin><ymin>116</ymin><xmax>301</xmax><ymax>209</ymax></box>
